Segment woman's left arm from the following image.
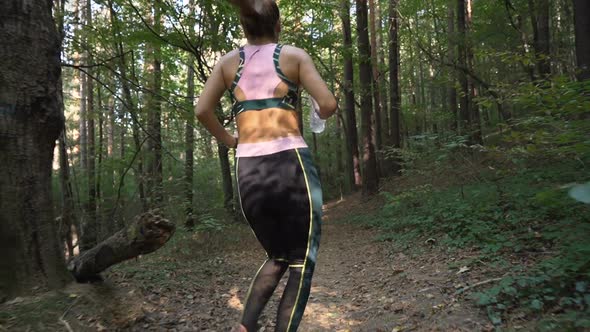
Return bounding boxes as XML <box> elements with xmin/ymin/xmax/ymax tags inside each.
<box><xmin>195</xmin><ymin>59</ymin><xmax>237</xmax><ymax>148</ymax></box>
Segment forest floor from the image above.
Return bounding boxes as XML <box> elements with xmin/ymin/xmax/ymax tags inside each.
<box><xmin>2</xmin><ymin>192</ymin><xmax>497</xmax><ymax>331</ymax></box>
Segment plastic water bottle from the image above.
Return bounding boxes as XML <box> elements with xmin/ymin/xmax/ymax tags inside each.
<box><xmin>309</xmin><ymin>96</ymin><xmax>326</xmax><ymax>134</ymax></box>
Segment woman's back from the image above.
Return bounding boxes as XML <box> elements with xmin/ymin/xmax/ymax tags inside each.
<box><xmin>218</xmin><ymin>44</ymin><xmax>309</xmax><ymax>144</ymax></box>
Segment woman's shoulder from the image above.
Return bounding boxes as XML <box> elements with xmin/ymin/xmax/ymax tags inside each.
<box><xmin>278</xmin><ymin>45</ymin><xmax>309</xmax><ymax>61</ymax></box>
<box><xmin>219</xmin><ymin>48</ymin><xmax>241</xmax><ymax>63</ymax></box>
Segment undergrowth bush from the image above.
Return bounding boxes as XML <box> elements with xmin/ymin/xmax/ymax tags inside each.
<box><xmin>368</xmin><ymin>77</ymin><xmax>590</xmax><ymax>328</ymax></box>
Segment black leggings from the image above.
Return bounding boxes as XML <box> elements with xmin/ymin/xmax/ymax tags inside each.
<box><xmin>236</xmin><ymin>148</ymin><xmax>322</xmax><ymax>332</ymax></box>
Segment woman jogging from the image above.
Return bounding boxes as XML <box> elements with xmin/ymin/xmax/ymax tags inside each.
<box><xmin>195</xmin><ymin>0</ymin><xmax>337</xmax><ymax>330</ymax></box>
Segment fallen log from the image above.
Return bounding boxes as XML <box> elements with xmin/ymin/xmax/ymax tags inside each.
<box><xmin>68</xmin><ymin>211</ymin><xmax>175</xmax><ymax>282</ymax></box>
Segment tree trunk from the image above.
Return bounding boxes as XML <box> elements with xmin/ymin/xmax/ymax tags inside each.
<box><xmin>0</xmin><ymin>0</ymin><xmax>72</xmax><ymax>300</ymax></box>
<box><xmin>369</xmin><ymin>0</ymin><xmax>383</xmax><ymax>173</ymax></box>
<box><xmin>357</xmin><ymin>0</ymin><xmax>379</xmax><ymax>196</ymax></box>
<box><xmin>146</xmin><ymin>1</ymin><xmax>164</xmax><ymax>209</ymax></box>
<box><xmin>59</xmin><ymin>132</ymin><xmax>76</xmax><ymax>259</ymax></box>
<box><xmin>377</xmin><ymin>1</ymin><xmax>389</xmax><ymax>144</ymax></box>
<box><xmin>185</xmin><ymin>59</ymin><xmax>196</xmax><ymax>229</ymax></box>
<box><xmin>466</xmin><ymin>0</ymin><xmax>483</xmax><ymax>144</ymax></box>
<box><xmin>81</xmin><ymin>0</ymin><xmax>97</xmax><ymax>252</ymax></box>
<box><xmin>108</xmin><ymin>0</ymin><xmax>146</xmax><ymax>211</ymax></box>
<box><xmin>457</xmin><ymin>0</ymin><xmax>470</xmax><ymax>134</ymax></box>
<box><xmin>536</xmin><ymin>0</ymin><xmax>551</xmax><ymax>78</ymax></box>
<box><xmin>447</xmin><ymin>0</ymin><xmax>458</xmax><ymax>131</ymax></box>
<box><xmin>389</xmin><ymin>0</ymin><xmax>402</xmax><ymax>175</ymax></box>
<box><xmin>340</xmin><ymin>0</ymin><xmax>361</xmax><ymax>190</ymax></box>
<box><xmin>68</xmin><ymin>211</ymin><xmax>174</xmax><ymax>282</ymax></box>
<box><xmin>185</xmin><ymin>0</ymin><xmax>197</xmax><ymax>228</ymax></box>
<box><xmin>573</xmin><ymin>0</ymin><xmax>590</xmax><ymax>81</ymax></box>
<box><xmin>336</xmin><ymin>112</ymin><xmax>344</xmax><ymax>197</ymax></box>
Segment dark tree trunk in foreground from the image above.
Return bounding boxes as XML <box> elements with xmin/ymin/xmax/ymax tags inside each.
<box><xmin>356</xmin><ymin>0</ymin><xmax>379</xmax><ymax>196</ymax></box>
<box><xmin>341</xmin><ymin>0</ymin><xmax>362</xmax><ymax>191</ymax></box>
<box><xmin>389</xmin><ymin>0</ymin><xmax>402</xmax><ymax>175</ymax></box>
<box><xmin>573</xmin><ymin>0</ymin><xmax>590</xmax><ymax>82</ymax></box>
<box><xmin>68</xmin><ymin>211</ymin><xmax>175</xmax><ymax>281</ymax></box>
<box><xmin>0</xmin><ymin>0</ymin><xmax>71</xmax><ymax>300</ymax></box>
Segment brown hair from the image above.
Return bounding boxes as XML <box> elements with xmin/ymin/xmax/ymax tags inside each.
<box><xmin>237</xmin><ymin>0</ymin><xmax>280</xmax><ymax>39</ymax></box>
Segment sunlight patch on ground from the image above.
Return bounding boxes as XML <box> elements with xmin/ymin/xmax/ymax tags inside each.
<box><xmin>227</xmin><ymin>286</ymin><xmax>244</xmax><ymax>311</ymax></box>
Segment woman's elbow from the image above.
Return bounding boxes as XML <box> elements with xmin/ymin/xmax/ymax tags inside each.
<box><xmin>319</xmin><ymin>97</ymin><xmax>337</xmax><ymax>119</ymax></box>
<box><xmin>195</xmin><ymin>106</ymin><xmax>207</xmax><ymax>122</ymax></box>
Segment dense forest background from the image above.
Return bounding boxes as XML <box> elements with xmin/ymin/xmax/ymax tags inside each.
<box><xmin>53</xmin><ymin>0</ymin><xmax>588</xmax><ymax>238</ymax></box>
<box><xmin>1</xmin><ymin>0</ymin><xmax>590</xmax><ymax>330</ymax></box>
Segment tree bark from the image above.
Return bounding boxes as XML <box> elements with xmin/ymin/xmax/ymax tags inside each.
<box><xmin>389</xmin><ymin>0</ymin><xmax>402</xmax><ymax>175</ymax></box>
<box><xmin>68</xmin><ymin>211</ymin><xmax>175</xmax><ymax>281</ymax></box>
<box><xmin>146</xmin><ymin>1</ymin><xmax>164</xmax><ymax>209</ymax></box>
<box><xmin>573</xmin><ymin>0</ymin><xmax>590</xmax><ymax>82</ymax></box>
<box><xmin>185</xmin><ymin>62</ymin><xmax>196</xmax><ymax>228</ymax></box>
<box><xmin>369</xmin><ymin>0</ymin><xmax>383</xmax><ymax>173</ymax></box>
<box><xmin>457</xmin><ymin>0</ymin><xmax>470</xmax><ymax>135</ymax></box>
<box><xmin>340</xmin><ymin>0</ymin><xmax>361</xmax><ymax>190</ymax></box>
<box><xmin>0</xmin><ymin>0</ymin><xmax>72</xmax><ymax>300</ymax></box>
<box><xmin>81</xmin><ymin>0</ymin><xmax>97</xmax><ymax>252</ymax></box>
<box><xmin>447</xmin><ymin>0</ymin><xmax>458</xmax><ymax>131</ymax></box>
<box><xmin>466</xmin><ymin>0</ymin><xmax>483</xmax><ymax>144</ymax></box>
<box><xmin>59</xmin><ymin>132</ymin><xmax>76</xmax><ymax>259</ymax></box>
<box><xmin>357</xmin><ymin>0</ymin><xmax>379</xmax><ymax>196</ymax></box>
<box><xmin>536</xmin><ymin>0</ymin><xmax>551</xmax><ymax>78</ymax></box>
<box><xmin>377</xmin><ymin>1</ymin><xmax>389</xmax><ymax>143</ymax></box>
<box><xmin>185</xmin><ymin>0</ymin><xmax>197</xmax><ymax>229</ymax></box>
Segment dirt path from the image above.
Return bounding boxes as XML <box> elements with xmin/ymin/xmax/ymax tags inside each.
<box><xmin>110</xmin><ymin>195</ymin><xmax>491</xmax><ymax>331</ymax></box>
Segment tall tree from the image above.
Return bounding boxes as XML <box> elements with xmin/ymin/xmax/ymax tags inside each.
<box><xmin>447</xmin><ymin>0</ymin><xmax>458</xmax><ymax>130</ymax></box>
<box><xmin>389</xmin><ymin>0</ymin><xmax>402</xmax><ymax>175</ymax></box>
<box><xmin>340</xmin><ymin>0</ymin><xmax>362</xmax><ymax>190</ymax></box>
<box><xmin>528</xmin><ymin>0</ymin><xmax>551</xmax><ymax>78</ymax></box>
<box><xmin>145</xmin><ymin>1</ymin><xmax>164</xmax><ymax>209</ymax></box>
<box><xmin>369</xmin><ymin>0</ymin><xmax>383</xmax><ymax>171</ymax></box>
<box><xmin>78</xmin><ymin>0</ymin><xmax>88</xmax><ymax>171</ymax></box>
<box><xmin>185</xmin><ymin>0</ymin><xmax>197</xmax><ymax>229</ymax></box>
<box><xmin>81</xmin><ymin>0</ymin><xmax>98</xmax><ymax>252</ymax></box>
<box><xmin>0</xmin><ymin>0</ymin><xmax>71</xmax><ymax>299</ymax></box>
<box><xmin>108</xmin><ymin>0</ymin><xmax>147</xmax><ymax>211</ymax></box>
<box><xmin>356</xmin><ymin>0</ymin><xmax>379</xmax><ymax>195</ymax></box>
<box><xmin>377</xmin><ymin>0</ymin><xmax>389</xmax><ymax>143</ymax></box>
<box><xmin>466</xmin><ymin>0</ymin><xmax>482</xmax><ymax>144</ymax></box>
<box><xmin>573</xmin><ymin>0</ymin><xmax>590</xmax><ymax>81</ymax></box>
<box><xmin>457</xmin><ymin>0</ymin><xmax>470</xmax><ymax>134</ymax></box>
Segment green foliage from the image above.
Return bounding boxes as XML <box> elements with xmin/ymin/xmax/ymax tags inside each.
<box><xmin>366</xmin><ymin>103</ymin><xmax>590</xmax><ymax>327</ymax></box>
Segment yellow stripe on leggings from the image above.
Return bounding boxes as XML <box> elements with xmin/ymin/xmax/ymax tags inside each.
<box><xmin>240</xmin><ymin>259</ymin><xmax>268</xmax><ymax>323</ymax></box>
<box><xmin>286</xmin><ymin>149</ymin><xmax>314</xmax><ymax>331</ymax></box>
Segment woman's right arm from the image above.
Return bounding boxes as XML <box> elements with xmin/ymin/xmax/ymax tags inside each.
<box><xmin>297</xmin><ymin>50</ymin><xmax>338</xmax><ymax>119</ymax></box>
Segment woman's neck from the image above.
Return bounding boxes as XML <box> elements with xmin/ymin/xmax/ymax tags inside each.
<box><xmin>246</xmin><ymin>36</ymin><xmax>278</xmax><ymax>46</ymax></box>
